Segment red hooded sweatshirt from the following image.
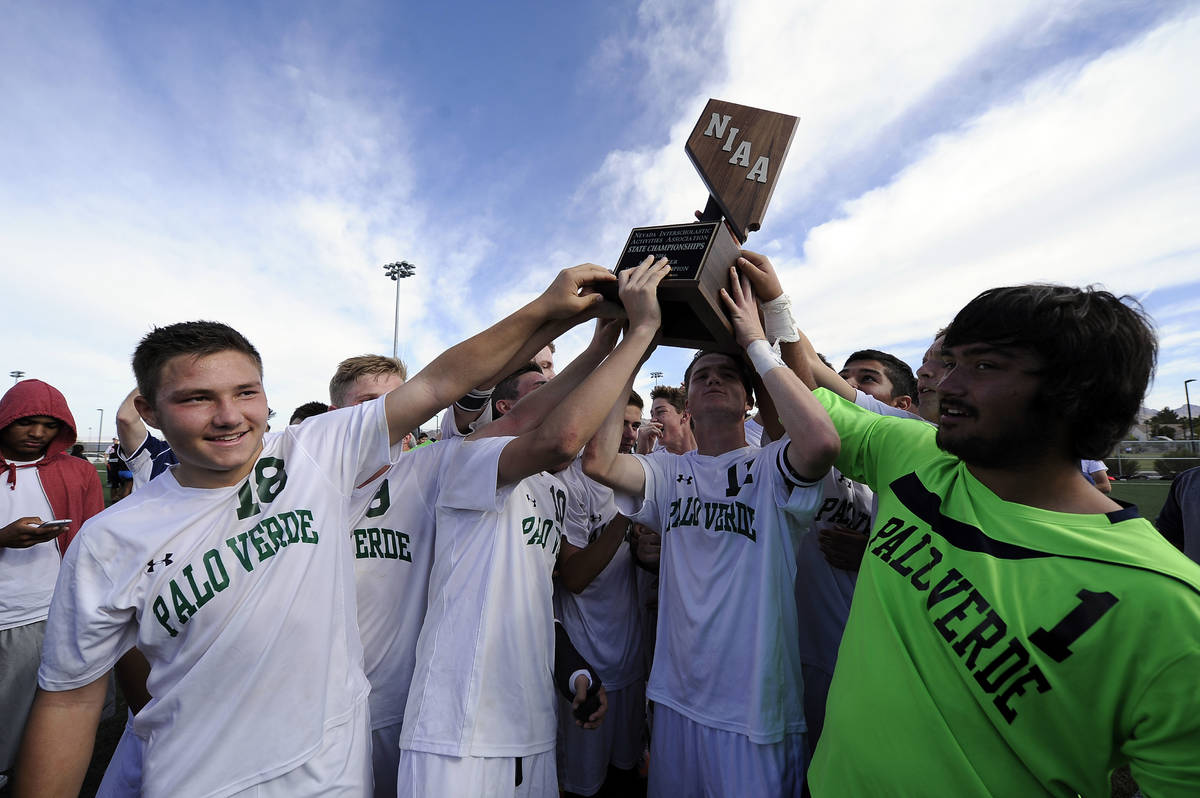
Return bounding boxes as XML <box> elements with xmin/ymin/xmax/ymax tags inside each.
<box><xmin>0</xmin><ymin>379</ymin><xmax>105</xmax><ymax>555</ymax></box>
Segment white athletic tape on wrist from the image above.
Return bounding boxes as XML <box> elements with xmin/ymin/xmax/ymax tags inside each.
<box><xmin>747</xmin><ymin>339</ymin><xmax>785</xmax><ymax>377</ymax></box>
<box><xmin>761</xmin><ymin>294</ymin><xmax>800</xmax><ymax>344</ymax></box>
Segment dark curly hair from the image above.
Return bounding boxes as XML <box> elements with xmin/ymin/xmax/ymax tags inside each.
<box><xmin>944</xmin><ymin>284</ymin><xmax>1156</xmax><ymax>459</ymax></box>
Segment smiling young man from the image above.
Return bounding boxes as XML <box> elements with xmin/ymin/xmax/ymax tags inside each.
<box><xmin>807</xmin><ymin>285</ymin><xmax>1200</xmax><ymax>796</ymax></box>
<box><xmin>15</xmin><ymin>263</ymin><xmax>618</xmax><ymax>798</ymax></box>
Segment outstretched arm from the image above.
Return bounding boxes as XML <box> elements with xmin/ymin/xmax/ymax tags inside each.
<box><xmin>580</xmin><ymin>372</ymin><xmax>647</xmax><ymax>496</ymax></box>
<box><xmin>492</xmin><ymin>257</ymin><xmax>668</xmax><ymax>486</ymax></box>
<box><xmin>481</xmin><ymin>318</ymin><xmax>623</xmax><ymax>440</ymax></box>
<box><xmin>721</xmin><ymin>262</ymin><xmax>839</xmax><ymax>482</ymax></box>
<box><xmin>386</xmin><ymin>264</ymin><xmax>617</xmax><ymax>445</ymax></box>
<box><xmin>558</xmin><ymin>513</ymin><xmax>630</xmax><ymax>594</ymax></box>
<box><xmin>14</xmin><ymin>678</ymin><xmax>108</xmax><ymax>798</ymax></box>
<box><xmin>115</xmin><ymin>388</ymin><xmax>149</xmax><ymax>456</ymax></box>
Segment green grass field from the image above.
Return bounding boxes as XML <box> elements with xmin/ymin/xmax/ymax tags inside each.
<box><xmin>1110</xmin><ymin>480</ymin><xmax>1171</xmax><ymax>521</ymax></box>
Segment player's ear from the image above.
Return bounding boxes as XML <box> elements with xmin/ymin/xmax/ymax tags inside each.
<box><xmin>495</xmin><ymin>399</ymin><xmax>513</xmax><ymax>417</ymax></box>
<box><xmin>892</xmin><ymin>395</ymin><xmax>914</xmax><ymax>411</ymax></box>
<box><xmin>134</xmin><ymin>394</ymin><xmax>158</xmax><ymax>428</ymax></box>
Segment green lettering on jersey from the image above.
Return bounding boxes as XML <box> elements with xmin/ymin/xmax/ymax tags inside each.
<box><xmin>280</xmin><ymin>511</ymin><xmax>302</xmax><ymax>544</ymax></box>
<box><xmin>365</xmin><ymin>480</ymin><xmax>391</xmax><ymax>518</ymax></box>
<box><xmin>226</xmin><ymin>533</ymin><xmax>256</xmax><ymax>573</ymax></box>
<box><xmin>261</xmin><ymin>515</ymin><xmax>287</xmax><ymax>551</ymax></box>
<box><xmin>203</xmin><ymin>548</ymin><xmax>230</xmax><ymax>591</ymax></box>
<box><xmin>297</xmin><ymin>509</ymin><xmax>318</xmax><ymax>542</ymax></box>
<box><xmin>170</xmin><ymin>578</ymin><xmax>198</xmax><ymax>625</ymax></box>
<box><xmin>153</xmin><ymin>596</ymin><xmax>178</xmax><ymax>637</ymax></box>
<box><xmin>248</xmin><ymin>522</ymin><xmax>276</xmax><ymax>560</ymax></box>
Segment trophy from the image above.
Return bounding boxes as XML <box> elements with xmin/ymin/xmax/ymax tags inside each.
<box><xmin>610</xmin><ymin>99</ymin><xmax>798</xmax><ymax>350</ymax></box>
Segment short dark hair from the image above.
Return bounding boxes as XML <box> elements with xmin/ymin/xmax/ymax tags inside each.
<box><xmin>289</xmin><ymin>401</ymin><xmax>330</xmax><ymax>425</ymax></box>
<box><xmin>682</xmin><ymin>350</ymin><xmax>755</xmax><ymax>410</ymax></box>
<box><xmin>844</xmin><ymin>349</ymin><xmax>917</xmax><ymax>402</ymax></box>
<box><xmin>627</xmin><ymin>390</ymin><xmax>643</xmax><ymax>410</ymax></box>
<box><xmin>133</xmin><ymin>321</ymin><xmax>262</xmax><ymax>406</ymax></box>
<box><xmin>650</xmin><ymin>385</ymin><xmax>686</xmax><ymax>413</ymax></box>
<box><xmin>492</xmin><ymin>362</ymin><xmax>544</xmax><ymax>415</ymax></box>
<box><xmin>944</xmin><ymin>284</ymin><xmax>1156</xmax><ymax>459</ymax></box>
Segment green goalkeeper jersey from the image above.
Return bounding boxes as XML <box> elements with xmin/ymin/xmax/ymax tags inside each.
<box><xmin>809</xmin><ymin>389</ymin><xmax>1200</xmax><ymax>797</ymax></box>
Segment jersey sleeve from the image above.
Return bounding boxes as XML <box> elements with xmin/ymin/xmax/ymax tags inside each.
<box><xmin>291</xmin><ymin>396</ymin><xmax>392</xmax><ymax>495</ymax></box>
<box><xmin>1121</xmin><ymin>648</ymin><xmax>1200</xmax><ymax>794</ymax></box>
<box><xmin>437</xmin><ymin>436</ymin><xmax>517</xmax><ymax>512</ymax></box>
<box><xmin>1156</xmin><ymin>479</ymin><xmax>1186</xmax><ymax>552</ymax></box>
<box><xmin>853</xmin><ymin>389</ymin><xmax>926</xmax><ymax>421</ymax></box>
<box><xmin>772</xmin><ymin>441</ymin><xmax>826</xmax><ymax>521</ymax></box>
<box><xmin>815</xmin><ymin>387</ymin><xmax>940</xmax><ymax>493</ymax></box>
<box><xmin>613</xmin><ymin>453</ymin><xmax>667</xmax><ymax>532</ymax></box>
<box><xmin>38</xmin><ymin>534</ymin><xmax>137</xmax><ymax>690</ymax></box>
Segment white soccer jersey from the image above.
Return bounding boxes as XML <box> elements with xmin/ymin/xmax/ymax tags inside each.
<box><xmin>794</xmin><ymin>468</ymin><xmax>874</xmax><ymax>675</ymax></box>
<box><xmin>0</xmin><ymin>459</ymin><xmax>58</xmax><ymax>630</ymax></box>
<box><xmin>615</xmin><ymin>440</ymin><xmax>822</xmax><ymax>743</ymax></box>
<box><xmin>401</xmin><ymin>435</ymin><xmax>565</xmax><ymax>758</ymax></box>
<box><xmin>349</xmin><ymin>442</ymin><xmax>455</xmax><ymax>731</ymax></box>
<box><xmin>39</xmin><ymin>400</ymin><xmax>390</xmax><ymax>798</ymax></box>
<box><xmin>554</xmin><ymin>459</ymin><xmax>644</xmax><ymax>690</ymax></box>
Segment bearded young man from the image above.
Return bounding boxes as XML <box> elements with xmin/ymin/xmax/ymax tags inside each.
<box><xmin>806</xmin><ymin>285</ymin><xmax>1200</xmax><ymax>796</ymax></box>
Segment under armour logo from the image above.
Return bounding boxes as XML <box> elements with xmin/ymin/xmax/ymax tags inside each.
<box><xmin>146</xmin><ymin>553</ymin><xmax>174</xmax><ymax>573</ymax></box>
<box><xmin>676</xmin><ymin>475</ymin><xmax>693</xmax><ymax>484</ymax></box>
<box><xmin>526</xmin><ymin>494</ymin><xmax>537</xmax><ymax>507</ymax></box>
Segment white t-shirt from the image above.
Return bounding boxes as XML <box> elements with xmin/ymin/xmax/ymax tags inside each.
<box><xmin>794</xmin><ymin>468</ymin><xmax>874</xmax><ymax>675</ymax></box>
<box><xmin>615</xmin><ymin>440</ymin><xmax>823</xmax><ymax>743</ymax></box>
<box><xmin>39</xmin><ymin>399</ymin><xmax>390</xmax><ymax>798</ymax></box>
<box><xmin>744</xmin><ymin>417</ymin><xmax>764</xmax><ymax>448</ymax></box>
<box><xmin>349</xmin><ymin>441</ymin><xmax>455</xmax><ymax>731</ymax></box>
<box><xmin>554</xmin><ymin>459</ymin><xmax>644</xmax><ymax>690</ymax></box>
<box><xmin>1081</xmin><ymin>459</ymin><xmax>1108</xmax><ymax>476</ymax></box>
<box><xmin>0</xmin><ymin>458</ymin><xmax>59</xmax><ymax>630</ymax></box>
<box><xmin>401</xmin><ymin>435</ymin><xmax>565</xmax><ymax>757</ymax></box>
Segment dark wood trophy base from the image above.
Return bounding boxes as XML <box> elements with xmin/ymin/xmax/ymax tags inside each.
<box><xmin>604</xmin><ymin>221</ymin><xmax>742</xmax><ymax>352</ymax></box>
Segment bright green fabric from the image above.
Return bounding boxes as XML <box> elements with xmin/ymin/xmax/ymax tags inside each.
<box><xmin>809</xmin><ymin>389</ymin><xmax>1200</xmax><ymax>797</ymax></box>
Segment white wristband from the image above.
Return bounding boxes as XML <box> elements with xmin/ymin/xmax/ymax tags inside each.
<box><xmin>761</xmin><ymin>294</ymin><xmax>800</xmax><ymax>344</ymax></box>
<box><xmin>746</xmin><ymin>339</ymin><xmax>785</xmax><ymax>377</ymax></box>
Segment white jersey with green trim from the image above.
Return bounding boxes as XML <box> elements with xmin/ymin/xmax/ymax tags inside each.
<box><xmin>554</xmin><ymin>459</ymin><xmax>644</xmax><ymax>690</ymax></box>
<box><xmin>400</xmin><ymin>435</ymin><xmax>566</xmax><ymax>758</ymax></box>
<box><xmin>349</xmin><ymin>441</ymin><xmax>456</xmax><ymax>732</ymax></box>
<box><xmin>614</xmin><ymin>439</ymin><xmax>823</xmax><ymax>743</ymax></box>
<box><xmin>39</xmin><ymin>399</ymin><xmax>390</xmax><ymax>798</ymax></box>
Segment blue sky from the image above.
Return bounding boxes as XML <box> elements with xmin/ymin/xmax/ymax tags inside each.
<box><xmin>2</xmin><ymin>0</ymin><xmax>1198</xmax><ymax>441</ymax></box>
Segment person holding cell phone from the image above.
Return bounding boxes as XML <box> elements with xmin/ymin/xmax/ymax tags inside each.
<box><xmin>0</xmin><ymin>379</ymin><xmax>105</xmax><ymax>788</ymax></box>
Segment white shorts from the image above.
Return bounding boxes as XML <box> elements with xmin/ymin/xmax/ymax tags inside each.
<box><xmin>647</xmin><ymin>703</ymin><xmax>807</xmax><ymax>798</ymax></box>
<box><xmin>0</xmin><ymin>620</ymin><xmax>45</xmax><ymax>770</ymax></box>
<box><xmin>228</xmin><ymin>698</ymin><xmax>371</xmax><ymax>797</ymax></box>
<box><xmin>371</xmin><ymin>721</ymin><xmax>402</xmax><ymax>798</ymax></box>
<box><xmin>397</xmin><ymin>748</ymin><xmax>557</xmax><ymax>798</ymax></box>
<box><xmin>557</xmin><ymin>680</ymin><xmax>645</xmax><ymax>795</ymax></box>
<box><xmin>96</xmin><ymin>712</ymin><xmax>144</xmax><ymax>798</ymax></box>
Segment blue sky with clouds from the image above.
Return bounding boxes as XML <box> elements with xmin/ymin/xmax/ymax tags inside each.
<box><xmin>3</xmin><ymin>0</ymin><xmax>1198</xmax><ymax>441</ymax></box>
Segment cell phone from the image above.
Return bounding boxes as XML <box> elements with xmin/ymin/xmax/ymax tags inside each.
<box><xmin>37</xmin><ymin>519</ymin><xmax>72</xmax><ymax>528</ymax></box>
<box><xmin>573</xmin><ymin>687</ymin><xmax>601</xmax><ymax>722</ymax></box>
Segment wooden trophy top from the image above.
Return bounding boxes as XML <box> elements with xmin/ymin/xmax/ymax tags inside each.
<box><xmin>685</xmin><ymin>99</ymin><xmax>799</xmax><ymax>242</ymax></box>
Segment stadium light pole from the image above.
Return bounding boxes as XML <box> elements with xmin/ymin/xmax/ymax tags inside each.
<box><xmin>382</xmin><ymin>261</ymin><xmax>416</xmax><ymax>360</ymax></box>
<box><xmin>96</xmin><ymin>408</ymin><xmax>105</xmax><ymax>457</ymax></box>
<box><xmin>9</xmin><ymin>370</ymin><xmax>24</xmax><ymax>384</ymax></box>
<box><xmin>650</xmin><ymin>371</ymin><xmax>663</xmax><ymax>382</ymax></box>
<box><xmin>1185</xmin><ymin>378</ymin><xmax>1196</xmax><ymax>451</ymax></box>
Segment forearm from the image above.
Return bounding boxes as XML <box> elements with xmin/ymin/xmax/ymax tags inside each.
<box><xmin>581</xmin><ymin>373</ymin><xmax>635</xmax><ymax>485</ymax></box>
<box><xmin>536</xmin><ymin>326</ymin><xmax>656</xmax><ymax>462</ymax></box>
<box><xmin>792</xmin><ymin>329</ymin><xmax>856</xmax><ymax>401</ymax></box>
<box><xmin>761</xmin><ymin>364</ymin><xmax>840</xmax><ymax>480</ymax></box>
<box><xmin>15</xmin><ymin>681</ymin><xmax>107</xmax><ymax>798</ymax></box>
<box><xmin>560</xmin><ymin>515</ymin><xmax>629</xmax><ymax>593</ymax></box>
<box><xmin>502</xmin><ymin>332</ymin><xmax>613</xmax><ymax>436</ymax></box>
<box><xmin>390</xmin><ymin>300</ymin><xmax>557</xmax><ymax>442</ymax></box>
<box><xmin>115</xmin><ymin>389</ymin><xmax>148</xmax><ymax>455</ymax></box>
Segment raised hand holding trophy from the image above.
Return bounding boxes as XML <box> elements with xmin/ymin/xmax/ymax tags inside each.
<box><xmin>610</xmin><ymin>99</ymin><xmax>798</xmax><ymax>350</ymax></box>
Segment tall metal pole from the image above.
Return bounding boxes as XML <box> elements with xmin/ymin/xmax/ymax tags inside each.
<box><xmin>382</xmin><ymin>261</ymin><xmax>416</xmax><ymax>361</ymax></box>
<box><xmin>97</xmin><ymin>408</ymin><xmax>105</xmax><ymax>456</ymax></box>
<box><xmin>1186</xmin><ymin>379</ymin><xmax>1196</xmax><ymax>453</ymax></box>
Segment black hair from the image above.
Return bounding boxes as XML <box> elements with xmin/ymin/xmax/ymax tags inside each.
<box><xmin>133</xmin><ymin>321</ymin><xmax>262</xmax><ymax>406</ymax></box>
<box><xmin>289</xmin><ymin>401</ymin><xmax>330</xmax><ymax>425</ymax></box>
<box><xmin>491</xmin><ymin>362</ymin><xmax>544</xmax><ymax>416</ymax></box>
<box><xmin>944</xmin><ymin>284</ymin><xmax>1156</xmax><ymax>459</ymax></box>
<box><xmin>844</xmin><ymin>349</ymin><xmax>918</xmax><ymax>402</ymax></box>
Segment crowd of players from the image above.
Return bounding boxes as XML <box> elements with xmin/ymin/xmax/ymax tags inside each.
<box><xmin>2</xmin><ymin>251</ymin><xmax>1199</xmax><ymax>797</ymax></box>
